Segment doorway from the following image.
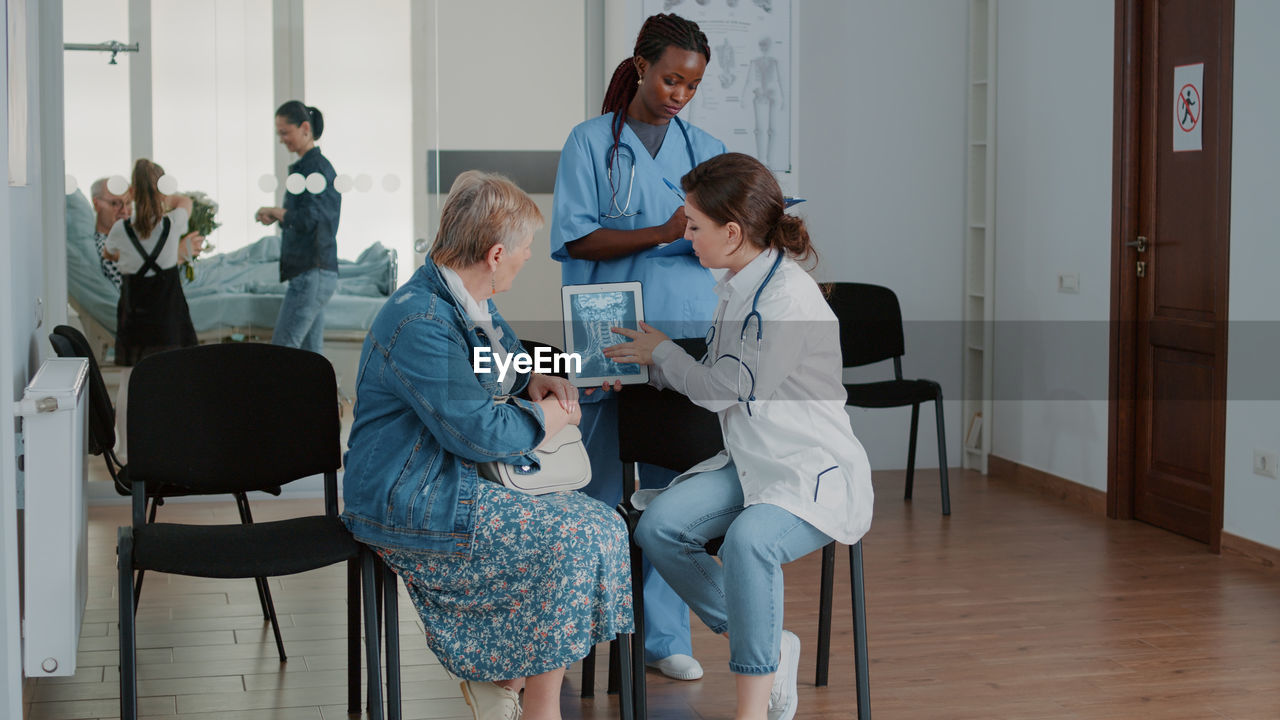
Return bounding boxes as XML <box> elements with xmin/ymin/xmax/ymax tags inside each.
<box><xmin>1108</xmin><ymin>0</ymin><xmax>1234</xmax><ymax>550</ymax></box>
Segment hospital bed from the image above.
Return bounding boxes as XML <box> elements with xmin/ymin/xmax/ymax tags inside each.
<box><xmin>65</xmin><ymin>190</ymin><xmax>396</xmax><ymax>398</ymax></box>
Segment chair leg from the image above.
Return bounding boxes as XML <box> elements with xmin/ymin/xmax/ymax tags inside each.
<box><xmin>607</xmin><ymin>637</ymin><xmax>621</xmax><ymax>695</ymax></box>
<box><xmin>233</xmin><ymin>493</ymin><xmax>274</xmax><ymax>621</ymax></box>
<box><xmin>369</xmin><ymin>559</ymin><xmax>387</xmax><ymax>715</ymax></box>
<box><xmin>234</xmin><ymin>493</ymin><xmax>289</xmax><ymax>656</ymax></box>
<box><xmin>815</xmin><ymin>542</ymin><xmax>836</xmax><ymax>687</ymax></box>
<box><xmin>382</xmin><ymin>558</ymin><xmax>402</xmax><ymax>720</ymax></box>
<box><xmin>361</xmin><ymin>549</ymin><xmax>386</xmax><ymax>720</ymax></box>
<box><xmin>131</xmin><ymin>498</ymin><xmax>160</xmax><ymax>613</ymax></box>
<box><xmin>259</xmin><ymin>578</ymin><xmax>287</xmax><ymax>662</ymax></box>
<box><xmin>118</xmin><ymin>528</ymin><xmax>138</xmax><ymax>720</ymax></box>
<box><xmin>251</xmin><ymin>576</ymin><xmax>270</xmax><ymax>621</ymax></box>
<box><xmin>616</xmin><ymin>633</ymin><xmax>635</xmax><ymax>720</ymax></box>
<box><xmin>849</xmin><ymin>542</ymin><xmax>871</xmax><ymax>720</ymax></box>
<box><xmin>627</xmin><ymin>515</ymin><xmax>647</xmax><ymax>720</ymax></box>
<box><xmin>581</xmin><ymin>644</ymin><xmax>597</xmax><ymax>698</ymax></box>
<box><xmin>131</xmin><ymin>568</ymin><xmax>145</xmax><ymax>614</ymax></box>
<box><xmin>905</xmin><ymin>403</ymin><xmax>920</xmax><ymax>500</ymax></box>
<box><xmin>347</xmin><ymin>558</ymin><xmax>362</xmax><ymax>716</ymax></box>
<box><xmin>933</xmin><ymin>394</ymin><xmax>951</xmax><ymax>516</ymax></box>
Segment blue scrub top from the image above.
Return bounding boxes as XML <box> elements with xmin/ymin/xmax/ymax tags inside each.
<box><xmin>551</xmin><ymin>112</ymin><xmax>726</xmax><ymax>341</ymax></box>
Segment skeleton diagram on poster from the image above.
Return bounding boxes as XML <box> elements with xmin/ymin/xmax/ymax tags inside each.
<box><xmin>638</xmin><ymin>0</ymin><xmax>793</xmax><ymax>177</ymax></box>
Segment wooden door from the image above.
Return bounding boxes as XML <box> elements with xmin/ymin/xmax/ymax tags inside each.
<box><xmin>1108</xmin><ymin>0</ymin><xmax>1233</xmax><ymax>549</ymax></box>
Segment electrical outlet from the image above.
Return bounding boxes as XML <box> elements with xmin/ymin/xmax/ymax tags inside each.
<box><xmin>1253</xmin><ymin>450</ymin><xmax>1279</xmax><ymax>479</ymax></box>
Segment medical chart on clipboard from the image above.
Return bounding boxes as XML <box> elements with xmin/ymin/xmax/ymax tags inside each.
<box><xmin>634</xmin><ymin>0</ymin><xmax>796</xmax><ymax>193</ymax></box>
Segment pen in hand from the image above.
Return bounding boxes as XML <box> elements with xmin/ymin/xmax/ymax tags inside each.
<box><xmin>662</xmin><ymin>177</ymin><xmax>685</xmax><ymax>200</ymax></box>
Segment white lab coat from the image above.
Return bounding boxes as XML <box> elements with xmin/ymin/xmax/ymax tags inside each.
<box><xmin>634</xmin><ymin>249</ymin><xmax>874</xmax><ymax>546</ymax></box>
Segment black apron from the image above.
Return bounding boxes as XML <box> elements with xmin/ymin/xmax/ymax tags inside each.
<box><xmin>114</xmin><ymin>217</ymin><xmax>198</xmax><ymax>366</ymax></box>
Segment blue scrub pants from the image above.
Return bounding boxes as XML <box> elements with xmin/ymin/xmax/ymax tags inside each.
<box><xmin>580</xmin><ymin>397</ymin><xmax>693</xmax><ymax>663</ymax></box>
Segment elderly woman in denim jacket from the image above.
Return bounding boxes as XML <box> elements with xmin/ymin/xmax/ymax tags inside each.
<box><xmin>342</xmin><ymin>171</ymin><xmax>633</xmax><ymax>720</ymax></box>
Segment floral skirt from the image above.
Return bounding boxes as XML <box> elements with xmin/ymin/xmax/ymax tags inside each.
<box><xmin>377</xmin><ymin>483</ymin><xmax>634</xmax><ymax>681</ymax></box>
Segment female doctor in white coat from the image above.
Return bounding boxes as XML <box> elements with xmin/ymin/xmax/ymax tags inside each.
<box><xmin>605</xmin><ymin>153</ymin><xmax>874</xmax><ymax>720</ymax></box>
<box><xmin>550</xmin><ymin>12</ymin><xmax>726</xmax><ymax>681</ymax></box>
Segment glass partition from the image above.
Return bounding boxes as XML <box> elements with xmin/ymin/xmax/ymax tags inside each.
<box><xmin>152</xmin><ymin>0</ymin><xmax>274</xmax><ymax>255</ymax></box>
<box><xmin>63</xmin><ymin>0</ymin><xmax>131</xmax><ymax>199</ymax></box>
<box><xmin>304</xmin><ymin>0</ymin><xmax>412</xmax><ymax>284</ymax></box>
<box><xmin>424</xmin><ymin>0</ymin><xmax>586</xmax><ymax>344</ymax></box>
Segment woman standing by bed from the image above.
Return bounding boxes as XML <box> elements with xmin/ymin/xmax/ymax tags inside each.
<box><xmin>102</xmin><ymin>158</ymin><xmax>204</xmax><ymax>461</ymax></box>
<box><xmin>255</xmin><ymin>100</ymin><xmax>340</xmax><ymax>354</ymax></box>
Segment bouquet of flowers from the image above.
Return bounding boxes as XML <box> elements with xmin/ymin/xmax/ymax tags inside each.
<box><xmin>182</xmin><ymin>191</ymin><xmax>221</xmax><ymax>281</ymax></box>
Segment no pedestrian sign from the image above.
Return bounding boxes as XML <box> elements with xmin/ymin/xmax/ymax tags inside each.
<box><xmin>1173</xmin><ymin>63</ymin><xmax>1203</xmax><ymax>153</ymax></box>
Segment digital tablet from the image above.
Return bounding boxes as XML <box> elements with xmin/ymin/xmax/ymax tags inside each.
<box><xmin>561</xmin><ymin>282</ymin><xmax>650</xmax><ymax>388</ymax></box>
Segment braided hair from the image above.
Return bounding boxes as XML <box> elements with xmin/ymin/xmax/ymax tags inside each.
<box><xmin>601</xmin><ymin>14</ymin><xmax>710</xmax><ymax>177</ymax></box>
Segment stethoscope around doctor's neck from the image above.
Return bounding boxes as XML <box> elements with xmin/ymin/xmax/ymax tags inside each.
<box><xmin>702</xmin><ymin>251</ymin><xmax>785</xmax><ymax>417</ymax></box>
<box><xmin>603</xmin><ymin>116</ymin><xmax>697</xmax><ymax>219</ymax></box>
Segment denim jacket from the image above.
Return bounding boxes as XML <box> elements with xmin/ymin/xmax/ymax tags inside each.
<box><xmin>341</xmin><ymin>260</ymin><xmax>545</xmax><ymax>556</ymax></box>
<box><xmin>280</xmin><ymin>147</ymin><xmax>340</xmax><ymax>281</ymax></box>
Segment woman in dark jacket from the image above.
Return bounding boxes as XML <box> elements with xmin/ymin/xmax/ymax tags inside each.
<box><xmin>255</xmin><ymin>100</ymin><xmax>340</xmax><ymax>354</ymax></box>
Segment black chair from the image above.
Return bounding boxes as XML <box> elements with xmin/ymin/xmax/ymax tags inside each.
<box><xmin>48</xmin><ymin>325</ymin><xmax>289</xmax><ymax>662</ymax></box>
<box><xmin>825</xmin><ymin>283</ymin><xmax>951</xmax><ymax>516</ymax></box>
<box><xmin>115</xmin><ymin>344</ymin><xmax>397</xmax><ymax>720</ymax></box>
<box><xmin>615</xmin><ymin>373</ymin><xmax>725</xmax><ymax>720</ymax></box>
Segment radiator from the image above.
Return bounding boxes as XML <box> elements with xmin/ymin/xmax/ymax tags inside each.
<box><xmin>17</xmin><ymin>357</ymin><xmax>89</xmax><ymax>677</ymax></box>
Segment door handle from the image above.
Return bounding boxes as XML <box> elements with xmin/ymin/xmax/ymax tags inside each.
<box><xmin>1125</xmin><ymin>236</ymin><xmax>1148</xmax><ymax>252</ymax></box>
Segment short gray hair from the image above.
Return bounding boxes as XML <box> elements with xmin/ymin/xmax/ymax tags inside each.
<box><xmin>89</xmin><ymin>177</ymin><xmax>109</xmax><ymax>201</ymax></box>
<box><xmin>428</xmin><ymin>171</ymin><xmax>543</xmax><ymax>269</ymax></box>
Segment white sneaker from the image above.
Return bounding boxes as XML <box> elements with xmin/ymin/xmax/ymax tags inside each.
<box><xmin>460</xmin><ymin>680</ymin><xmax>521</xmax><ymax>720</ymax></box>
<box><xmin>768</xmin><ymin>630</ymin><xmax>800</xmax><ymax>720</ymax></box>
<box><xmin>646</xmin><ymin>653</ymin><xmax>704</xmax><ymax>680</ymax></box>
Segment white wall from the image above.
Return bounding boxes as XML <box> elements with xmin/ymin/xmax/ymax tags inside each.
<box><xmin>2</xmin><ymin>1</ymin><xmax>61</xmax><ymax>713</ymax></box>
<box><xmin>991</xmin><ymin>0</ymin><xmax>1280</xmax><ymax>553</ymax></box>
<box><xmin>1224</xmin><ymin>0</ymin><xmax>1280</xmax><ymax>549</ymax></box>
<box><xmin>991</xmin><ymin>0</ymin><xmax>1113</xmax><ymax>490</ymax></box>
<box><xmin>799</xmin><ymin>0</ymin><xmax>968</xmax><ymax>471</ymax></box>
<box><xmin>420</xmin><ymin>0</ymin><xmax>586</xmax><ymax>347</ymax></box>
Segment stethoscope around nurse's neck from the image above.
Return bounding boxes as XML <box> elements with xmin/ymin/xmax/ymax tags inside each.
<box><xmin>602</xmin><ymin>116</ymin><xmax>697</xmax><ymax>220</ymax></box>
<box><xmin>702</xmin><ymin>251</ymin><xmax>786</xmax><ymax>417</ymax></box>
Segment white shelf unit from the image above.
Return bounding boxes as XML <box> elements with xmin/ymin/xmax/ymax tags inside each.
<box><xmin>962</xmin><ymin>0</ymin><xmax>996</xmax><ymax>474</ymax></box>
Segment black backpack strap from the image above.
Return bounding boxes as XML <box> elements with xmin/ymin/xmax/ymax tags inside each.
<box><xmin>124</xmin><ymin>217</ymin><xmax>171</xmax><ymax>277</ymax></box>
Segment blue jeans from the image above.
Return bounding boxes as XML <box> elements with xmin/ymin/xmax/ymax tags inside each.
<box><xmin>634</xmin><ymin>461</ymin><xmax>832</xmax><ymax>675</ymax></box>
<box><xmin>272</xmin><ymin>268</ymin><xmax>338</xmax><ymax>354</ymax></box>
<box><xmin>580</xmin><ymin>398</ymin><xmax>693</xmax><ymax>663</ymax></box>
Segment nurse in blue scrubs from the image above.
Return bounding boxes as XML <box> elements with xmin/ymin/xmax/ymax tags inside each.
<box><xmin>550</xmin><ymin>12</ymin><xmax>725</xmax><ymax>682</ymax></box>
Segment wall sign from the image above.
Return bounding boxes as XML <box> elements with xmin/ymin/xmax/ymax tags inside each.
<box><xmin>1172</xmin><ymin>62</ymin><xmax>1203</xmax><ymax>153</ymax></box>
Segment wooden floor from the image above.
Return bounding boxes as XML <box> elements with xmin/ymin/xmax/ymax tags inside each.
<box><xmin>25</xmin><ymin>468</ymin><xmax>1280</xmax><ymax>720</ymax></box>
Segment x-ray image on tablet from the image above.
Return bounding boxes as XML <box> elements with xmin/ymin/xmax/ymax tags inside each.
<box><xmin>561</xmin><ymin>282</ymin><xmax>649</xmax><ymax>387</ymax></box>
